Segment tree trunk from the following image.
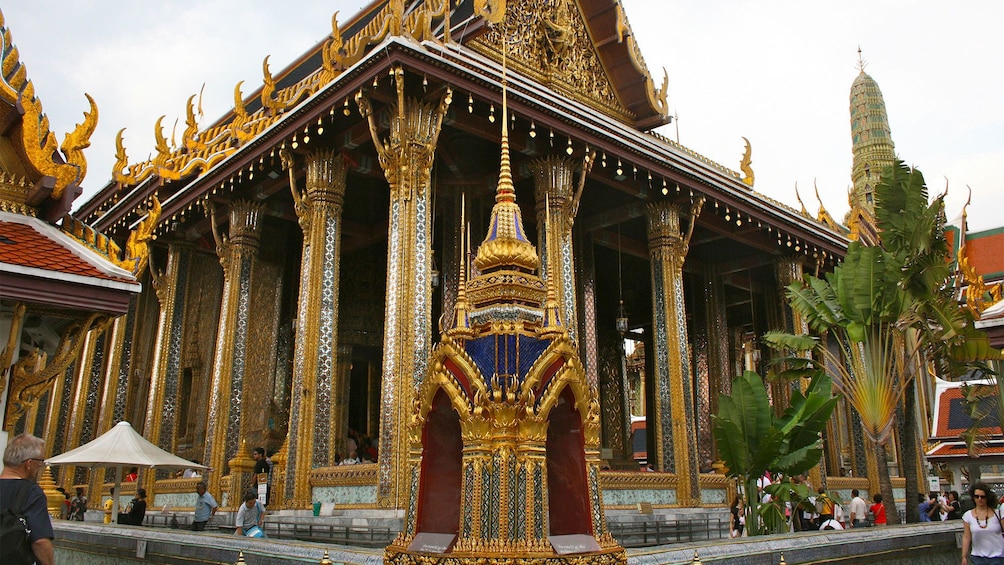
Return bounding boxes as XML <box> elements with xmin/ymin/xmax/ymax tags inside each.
<box><xmin>900</xmin><ymin>378</ymin><xmax>921</xmax><ymax>523</ymax></box>
<box><xmin>876</xmin><ymin>440</ymin><xmax>900</xmax><ymax>524</ymax></box>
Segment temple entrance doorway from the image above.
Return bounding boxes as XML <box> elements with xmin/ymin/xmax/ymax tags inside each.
<box><xmin>415</xmin><ymin>389</ymin><xmax>462</xmax><ymax>534</ymax></box>
<box><xmin>546</xmin><ymin>386</ymin><xmax>592</xmax><ymax>536</ymax></box>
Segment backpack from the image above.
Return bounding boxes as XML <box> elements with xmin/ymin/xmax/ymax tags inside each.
<box><xmin>1</xmin><ymin>480</ymin><xmax>36</xmax><ymax>564</ymax></box>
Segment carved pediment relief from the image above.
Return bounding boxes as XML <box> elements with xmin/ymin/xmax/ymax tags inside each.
<box><xmin>470</xmin><ymin>0</ymin><xmax>632</xmax><ymax>124</ymax></box>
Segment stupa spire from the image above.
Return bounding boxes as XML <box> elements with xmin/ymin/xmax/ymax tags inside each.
<box><xmin>848</xmin><ymin>47</ymin><xmax>895</xmax><ymax>216</ymax></box>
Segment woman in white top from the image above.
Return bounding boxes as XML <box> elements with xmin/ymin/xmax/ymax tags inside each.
<box><xmin>962</xmin><ymin>481</ymin><xmax>1004</xmax><ymax>565</ymax></box>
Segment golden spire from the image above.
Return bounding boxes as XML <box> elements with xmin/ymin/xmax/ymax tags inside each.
<box><xmin>473</xmin><ymin>32</ymin><xmax>540</xmax><ymax>274</ymax></box>
<box><xmin>452</xmin><ymin>193</ymin><xmax>474</xmax><ymax>338</ymax></box>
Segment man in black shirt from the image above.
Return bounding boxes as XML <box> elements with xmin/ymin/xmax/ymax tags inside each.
<box><xmin>1</xmin><ymin>433</ymin><xmax>55</xmax><ymax>565</ymax></box>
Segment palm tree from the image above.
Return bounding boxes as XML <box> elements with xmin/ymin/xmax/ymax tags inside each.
<box><xmin>765</xmin><ymin>160</ymin><xmax>997</xmax><ymax>524</ymax></box>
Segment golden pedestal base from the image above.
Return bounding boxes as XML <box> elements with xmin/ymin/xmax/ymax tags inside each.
<box><xmin>384</xmin><ymin>545</ymin><xmax>627</xmax><ymax>565</ymax></box>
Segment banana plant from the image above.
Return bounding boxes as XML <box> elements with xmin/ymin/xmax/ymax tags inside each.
<box><xmin>712</xmin><ymin>370</ymin><xmax>837</xmax><ymax>535</ymax></box>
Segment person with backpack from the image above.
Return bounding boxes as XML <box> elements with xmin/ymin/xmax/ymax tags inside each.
<box><xmin>1</xmin><ymin>433</ymin><xmax>54</xmax><ymax>565</ymax></box>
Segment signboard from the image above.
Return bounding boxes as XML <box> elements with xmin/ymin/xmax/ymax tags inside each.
<box><xmin>407</xmin><ymin>532</ymin><xmax>457</xmax><ymax>554</ymax></box>
<box><xmin>257</xmin><ymin>473</ymin><xmax>268</xmax><ymax>506</ymax></box>
<box><xmin>928</xmin><ymin>477</ymin><xmax>941</xmax><ymax>493</ymax></box>
<box><xmin>549</xmin><ymin>534</ymin><xmax>601</xmax><ymax>555</ymax></box>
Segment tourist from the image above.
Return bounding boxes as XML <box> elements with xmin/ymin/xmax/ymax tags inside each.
<box><xmin>961</xmin><ymin>481</ymin><xmax>1004</xmax><ymax>565</ymax></box>
<box><xmin>252</xmin><ymin>447</ymin><xmax>268</xmax><ymax>476</ymax></box>
<box><xmin>340</xmin><ymin>449</ymin><xmax>360</xmax><ymax>465</ymax></box>
<box><xmin>104</xmin><ymin>487</ymin><xmax>115</xmax><ymax>524</ymax></box>
<box><xmin>191</xmin><ymin>482</ymin><xmax>219</xmax><ymax>531</ymax></box>
<box><xmin>55</xmin><ymin>487</ymin><xmax>70</xmax><ymax>519</ymax></box>
<box><xmin>0</xmin><ymin>433</ymin><xmax>55</xmax><ymax>565</ymax></box>
<box><xmin>235</xmin><ymin>490</ymin><xmax>267</xmax><ymax>537</ymax></box>
<box><xmin>118</xmin><ymin>488</ymin><xmax>147</xmax><ymax>525</ymax></box>
<box><xmin>68</xmin><ymin>487</ymin><xmax>87</xmax><ymax>521</ymax></box>
<box><xmin>182</xmin><ymin>460</ymin><xmax>201</xmax><ymax>479</ymax></box>
<box><xmin>729</xmin><ymin>494</ymin><xmax>744</xmax><ymax>538</ymax></box>
<box><xmin>918</xmin><ymin>493</ymin><xmax>934</xmax><ymax>522</ymax></box>
<box><xmin>869</xmin><ymin>493</ymin><xmax>886</xmax><ymax>526</ymax></box>
<box><xmin>124</xmin><ymin>466</ymin><xmax>139</xmax><ymax>482</ymax></box>
<box><xmin>948</xmin><ymin>491</ymin><xmax>963</xmax><ymax>520</ymax></box>
<box><xmin>815</xmin><ymin>487</ymin><xmax>835</xmax><ymax>523</ymax></box>
<box><xmin>848</xmin><ymin>489</ymin><xmax>867</xmax><ymax>528</ymax></box>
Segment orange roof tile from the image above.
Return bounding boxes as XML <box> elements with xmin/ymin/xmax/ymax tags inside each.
<box><xmin>0</xmin><ymin>214</ymin><xmax>137</xmax><ymax>288</ymax></box>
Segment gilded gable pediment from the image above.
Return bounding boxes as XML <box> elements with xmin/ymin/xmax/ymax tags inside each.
<box><xmin>469</xmin><ymin>0</ymin><xmax>633</xmax><ymax>124</ymax></box>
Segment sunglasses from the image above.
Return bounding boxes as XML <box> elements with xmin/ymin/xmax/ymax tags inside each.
<box><xmin>974</xmin><ymin>494</ymin><xmax>988</xmax><ymax>499</ymax></box>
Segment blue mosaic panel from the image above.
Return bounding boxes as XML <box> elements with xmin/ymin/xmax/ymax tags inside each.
<box><xmin>463</xmin><ymin>463</ymin><xmax>474</xmax><ymax>537</ymax></box>
<box><xmin>378</xmin><ymin>200</ymin><xmax>402</xmax><ymax>499</ymax></box>
<box><xmin>113</xmin><ymin>297</ymin><xmax>138</xmax><ymax>424</ymax></box>
<box><xmin>465</xmin><ymin>334</ymin><xmax>550</xmax><ymax>389</ymax></box>
<box><xmin>313</xmin><ymin>214</ymin><xmax>338</xmax><ymax>467</ymax></box>
<box><xmin>161</xmin><ymin>249</ymin><xmax>190</xmax><ymax>452</ymax></box>
<box><xmin>52</xmin><ymin>364</ymin><xmax>75</xmax><ymax>456</ymax></box>
<box><xmin>516</xmin><ymin>464</ymin><xmax>527</xmax><ymax>539</ymax></box>
<box><xmin>224</xmin><ymin>254</ymin><xmax>253</xmax><ymax>462</ymax></box>
<box><xmin>286</xmin><ymin>247</ymin><xmax>311</xmax><ymax>496</ymax></box>
<box><xmin>534</xmin><ymin>463</ymin><xmax>544</xmax><ymax>539</ymax></box>
<box><xmin>650</xmin><ymin>258</ymin><xmax>673</xmax><ymax>473</ymax></box>
<box><xmin>560</xmin><ymin>236</ymin><xmax>577</xmax><ymax>344</ymax></box>
<box><xmin>507</xmin><ymin>455</ymin><xmax>517</xmax><ymax>540</ymax></box>
<box><xmin>79</xmin><ymin>332</ymin><xmax>106</xmax><ymax>446</ymax></box>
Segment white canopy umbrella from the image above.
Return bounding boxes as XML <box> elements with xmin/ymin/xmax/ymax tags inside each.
<box><xmin>46</xmin><ymin>421</ymin><xmax>207</xmax><ymax>525</ymax></box>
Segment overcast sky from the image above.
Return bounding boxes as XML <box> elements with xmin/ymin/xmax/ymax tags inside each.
<box><xmin>5</xmin><ymin>1</ymin><xmax>1002</xmax><ymax>231</ymax></box>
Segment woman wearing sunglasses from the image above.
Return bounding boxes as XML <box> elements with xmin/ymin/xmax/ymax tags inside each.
<box><xmin>962</xmin><ymin>481</ymin><xmax>1004</xmax><ymax>565</ymax></box>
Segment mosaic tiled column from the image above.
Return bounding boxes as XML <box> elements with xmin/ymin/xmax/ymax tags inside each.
<box><xmin>63</xmin><ymin>325</ymin><xmax>109</xmax><ymax>490</ymax></box>
<box><xmin>283</xmin><ymin>149</ymin><xmax>347</xmax><ymax>508</ymax></box>
<box><xmin>357</xmin><ymin>71</ymin><xmax>451</xmax><ymax>508</ymax></box>
<box><xmin>775</xmin><ymin>258</ymin><xmax>825</xmax><ymax>486</ymax></box>
<box><xmin>144</xmin><ymin>244</ymin><xmax>192</xmax><ymax>451</ymax></box>
<box><xmin>645</xmin><ymin>202</ymin><xmax>699</xmax><ymax>506</ymax></box>
<box><xmin>94</xmin><ymin>299</ymin><xmax>139</xmax><ymax>490</ymax></box>
<box><xmin>703</xmin><ymin>273</ymin><xmax>731</xmax><ymax>470</ymax></box>
<box><xmin>203</xmin><ymin>202</ymin><xmax>264</xmax><ymax>497</ymax></box>
<box><xmin>44</xmin><ymin>364</ymin><xmax>76</xmax><ymax>483</ymax></box>
<box><xmin>531</xmin><ymin>156</ymin><xmax>579</xmax><ymax>344</ymax></box>
<box><xmin>579</xmin><ymin>233</ymin><xmax>600</xmax><ymax>389</ymax></box>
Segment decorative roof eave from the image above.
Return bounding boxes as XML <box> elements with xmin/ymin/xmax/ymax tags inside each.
<box><xmin>576</xmin><ymin>0</ymin><xmax>669</xmax><ymax>128</ymax></box>
<box><xmin>418</xmin><ymin>40</ymin><xmax>849</xmax><ymax>255</ymax></box>
<box><xmin>91</xmin><ymin>36</ymin><xmax>847</xmax><ymax>257</ymax></box>
<box><xmin>0</xmin><ymin>9</ymin><xmax>97</xmax><ymax>216</ymax></box>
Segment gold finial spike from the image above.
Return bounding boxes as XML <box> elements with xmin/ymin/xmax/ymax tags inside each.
<box><xmin>495</xmin><ymin>32</ymin><xmax>515</xmax><ymax>204</ymax></box>
<box><xmin>234</xmin><ymin>550</ymin><xmax>247</xmax><ymax>564</ymax></box>
<box><xmin>318</xmin><ymin>550</ymin><xmax>334</xmax><ymax>565</ymax></box>
<box><xmin>691</xmin><ymin>550</ymin><xmax>702</xmax><ymax>565</ymax></box>
<box><xmin>856</xmin><ymin>46</ymin><xmax>866</xmax><ymax>71</ymax></box>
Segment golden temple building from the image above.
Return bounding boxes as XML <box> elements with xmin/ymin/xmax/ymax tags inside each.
<box><xmin>12</xmin><ymin>0</ymin><xmax>990</xmax><ymax>539</ymax></box>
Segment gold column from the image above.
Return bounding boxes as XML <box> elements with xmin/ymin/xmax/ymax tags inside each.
<box><xmin>645</xmin><ymin>201</ymin><xmax>700</xmax><ymax>506</ymax></box>
<box><xmin>281</xmin><ymin>148</ymin><xmax>347</xmax><ymax>508</ymax></box>
<box><xmin>357</xmin><ymin>67</ymin><xmax>451</xmax><ymax>508</ymax></box>
<box><xmin>775</xmin><ymin>258</ymin><xmax>825</xmax><ymax>486</ymax></box>
<box><xmin>62</xmin><ymin>325</ymin><xmax>108</xmax><ymax>490</ymax></box>
<box><xmin>143</xmin><ymin>245</ymin><xmax>192</xmax><ymax>448</ymax></box>
<box><xmin>203</xmin><ymin>201</ymin><xmax>264</xmax><ymax>497</ymax></box>
<box><xmin>531</xmin><ymin>156</ymin><xmax>580</xmax><ymax>344</ymax></box>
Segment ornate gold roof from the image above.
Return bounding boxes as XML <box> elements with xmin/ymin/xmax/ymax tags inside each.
<box><xmin>0</xmin><ymin>9</ymin><xmax>96</xmax><ymax>205</ymax></box>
